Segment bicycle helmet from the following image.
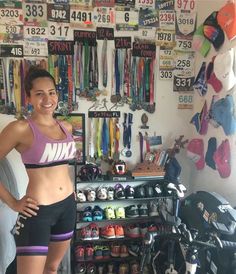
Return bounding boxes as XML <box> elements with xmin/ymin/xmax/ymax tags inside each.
<box><xmin>78</xmin><ymin>163</ymin><xmax>102</xmax><ymax>181</ymax></box>
<box><xmin>112</xmin><ymin>160</ymin><xmax>127</xmax><ymax>175</ymax></box>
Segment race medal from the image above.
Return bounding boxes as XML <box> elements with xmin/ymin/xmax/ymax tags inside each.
<box><xmin>147</xmin><ymin>103</ymin><xmax>155</xmax><ymax>113</ymax></box>
<box><xmin>125</xmin><ymin>149</ymin><xmax>132</xmax><ymax>157</ymax></box>
<box><xmin>110</xmin><ymin>94</ymin><xmax>122</xmax><ymax>103</ymax></box>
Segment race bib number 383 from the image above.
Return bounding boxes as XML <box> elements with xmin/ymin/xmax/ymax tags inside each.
<box><xmin>23</xmin><ymin>3</ymin><xmax>47</xmax><ymax>25</ymax></box>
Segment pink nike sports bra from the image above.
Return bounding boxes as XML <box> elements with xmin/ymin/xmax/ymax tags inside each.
<box><xmin>21</xmin><ymin>118</ymin><xmax>76</xmax><ymax>168</ymax></box>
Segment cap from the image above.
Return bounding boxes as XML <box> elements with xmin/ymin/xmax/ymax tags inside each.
<box><xmin>192</xmin><ymin>24</ymin><xmax>211</xmax><ymax>57</ymax></box>
<box><xmin>213</xmin><ymin>48</ymin><xmax>236</xmax><ymax>92</ymax></box>
<box><xmin>199</xmin><ymin>100</ymin><xmax>208</xmax><ymax>135</ymax></box>
<box><xmin>193</xmin><ymin>62</ymin><xmax>208</xmax><ymax>96</ymax></box>
<box><xmin>206</xmin><ymin>57</ymin><xmax>223</xmax><ymax>93</ymax></box>
<box><xmin>205</xmin><ymin>137</ymin><xmax>217</xmax><ymax>170</ymax></box>
<box><xmin>213</xmin><ymin>139</ymin><xmax>231</xmax><ymax>178</ymax></box>
<box><xmin>187</xmin><ymin>139</ymin><xmax>205</xmax><ymax>170</ymax></box>
<box><xmin>211</xmin><ymin>94</ymin><xmax>236</xmax><ymax>136</ymax></box>
<box><xmin>217</xmin><ymin>2</ymin><xmax>236</xmax><ymax>41</ymax></box>
<box><xmin>190</xmin><ymin>101</ymin><xmax>208</xmax><ymax>135</ymax></box>
<box><xmin>203</xmin><ymin>11</ymin><xmax>225</xmax><ymax>50</ymax></box>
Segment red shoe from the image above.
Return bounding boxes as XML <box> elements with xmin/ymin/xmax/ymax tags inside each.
<box><xmin>75</xmin><ymin>246</ymin><xmax>84</xmax><ymax>262</ymax></box>
<box><xmin>100</xmin><ymin>225</ymin><xmax>116</xmax><ymax>239</ymax></box>
<box><xmin>114</xmin><ymin>225</ymin><xmax>124</xmax><ymax>238</ymax></box>
<box><xmin>85</xmin><ymin>244</ymin><xmax>94</xmax><ymax>260</ymax></box>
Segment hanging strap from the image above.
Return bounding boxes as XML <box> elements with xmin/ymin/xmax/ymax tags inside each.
<box><xmin>102</xmin><ymin>39</ymin><xmax>108</xmax><ymax>88</ymax></box>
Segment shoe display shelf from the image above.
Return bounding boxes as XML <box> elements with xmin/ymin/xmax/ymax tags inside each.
<box><xmin>72</xmin><ymin>171</ymin><xmax>176</xmax><ymax>274</ymax></box>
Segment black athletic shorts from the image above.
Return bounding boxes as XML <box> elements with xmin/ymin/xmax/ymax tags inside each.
<box><xmin>13</xmin><ymin>193</ymin><xmax>76</xmax><ymax>256</ymax></box>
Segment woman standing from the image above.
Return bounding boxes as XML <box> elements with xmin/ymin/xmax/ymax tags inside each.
<box><xmin>0</xmin><ymin>67</ymin><xmax>77</xmax><ymax>274</ymax></box>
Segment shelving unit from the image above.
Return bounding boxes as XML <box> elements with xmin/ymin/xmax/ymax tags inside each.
<box><xmin>71</xmin><ymin>164</ymin><xmax>171</xmax><ymax>274</ymax></box>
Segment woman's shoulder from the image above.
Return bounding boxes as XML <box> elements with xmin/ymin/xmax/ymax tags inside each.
<box><xmin>3</xmin><ymin>118</ymin><xmax>30</xmax><ymax>134</ymax></box>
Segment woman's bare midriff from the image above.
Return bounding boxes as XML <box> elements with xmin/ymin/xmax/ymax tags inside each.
<box><xmin>25</xmin><ymin>164</ymin><xmax>74</xmax><ymax>205</ymax></box>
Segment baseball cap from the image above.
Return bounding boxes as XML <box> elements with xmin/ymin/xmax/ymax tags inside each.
<box><xmin>217</xmin><ymin>2</ymin><xmax>236</xmax><ymax>41</ymax></box>
<box><xmin>192</xmin><ymin>24</ymin><xmax>212</xmax><ymax>57</ymax></box>
<box><xmin>190</xmin><ymin>101</ymin><xmax>208</xmax><ymax>135</ymax></box>
<box><xmin>205</xmin><ymin>137</ymin><xmax>217</xmax><ymax>170</ymax></box>
<box><xmin>187</xmin><ymin>139</ymin><xmax>205</xmax><ymax>170</ymax></box>
<box><xmin>199</xmin><ymin>100</ymin><xmax>208</xmax><ymax>135</ymax></box>
<box><xmin>203</xmin><ymin>11</ymin><xmax>225</xmax><ymax>50</ymax></box>
<box><xmin>213</xmin><ymin>48</ymin><xmax>236</xmax><ymax>92</ymax></box>
<box><xmin>213</xmin><ymin>139</ymin><xmax>231</xmax><ymax>178</ymax></box>
<box><xmin>193</xmin><ymin>62</ymin><xmax>208</xmax><ymax>96</ymax></box>
<box><xmin>211</xmin><ymin>94</ymin><xmax>236</xmax><ymax>136</ymax></box>
<box><xmin>206</xmin><ymin>57</ymin><xmax>223</xmax><ymax>93</ymax></box>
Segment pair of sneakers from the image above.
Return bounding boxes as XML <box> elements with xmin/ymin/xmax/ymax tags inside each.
<box><xmin>115</xmin><ymin>184</ymin><xmax>135</xmax><ymax>199</ymax></box>
<box><xmin>82</xmin><ymin>206</ymin><xmax>103</xmax><ymax>221</ymax></box>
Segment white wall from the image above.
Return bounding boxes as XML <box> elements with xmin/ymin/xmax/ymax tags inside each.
<box><xmin>188</xmin><ymin>0</ymin><xmax>236</xmax><ymax>206</ymax></box>
<box><xmin>78</xmin><ymin>0</ymin><xmax>236</xmax><ymax>204</ymax></box>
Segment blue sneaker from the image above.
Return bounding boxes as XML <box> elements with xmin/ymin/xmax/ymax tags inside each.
<box><xmin>82</xmin><ymin>206</ymin><xmax>93</xmax><ymax>222</ymax></box>
<box><xmin>93</xmin><ymin>205</ymin><xmax>104</xmax><ymax>221</ymax></box>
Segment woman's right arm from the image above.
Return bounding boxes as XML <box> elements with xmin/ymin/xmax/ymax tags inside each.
<box><xmin>0</xmin><ymin>120</ymin><xmax>39</xmax><ymax>216</ymax></box>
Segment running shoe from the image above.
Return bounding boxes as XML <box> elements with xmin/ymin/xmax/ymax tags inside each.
<box><xmin>138</xmin><ymin>204</ymin><xmax>148</xmax><ymax>217</ymax></box>
<box><xmin>90</xmin><ymin>223</ymin><xmax>99</xmax><ymax>240</ymax></box>
<box><xmin>80</xmin><ymin>225</ymin><xmax>92</xmax><ymax>240</ymax></box>
<box><xmin>87</xmin><ymin>263</ymin><xmax>96</xmax><ymax>274</ymax></box>
<box><xmin>115</xmin><ymin>207</ymin><xmax>125</xmax><ymax>218</ymax></box>
<box><xmin>82</xmin><ymin>206</ymin><xmax>93</xmax><ymax>222</ymax></box>
<box><xmin>107</xmin><ymin>186</ymin><xmax>115</xmax><ymax>200</ymax></box>
<box><xmin>75</xmin><ymin>246</ymin><xmax>85</xmax><ymax>262</ymax></box>
<box><xmin>111</xmin><ymin>243</ymin><xmax>120</xmax><ymax>257</ymax></box>
<box><xmin>94</xmin><ymin>245</ymin><xmax>103</xmax><ymax>260</ymax></box>
<box><xmin>93</xmin><ymin>205</ymin><xmax>104</xmax><ymax>221</ymax></box>
<box><xmin>75</xmin><ymin>262</ymin><xmax>86</xmax><ymax>274</ymax></box>
<box><xmin>120</xmin><ymin>244</ymin><xmax>129</xmax><ymax>257</ymax></box>
<box><xmin>114</xmin><ymin>224</ymin><xmax>124</xmax><ymax>238</ymax></box>
<box><xmin>105</xmin><ymin>206</ymin><xmax>116</xmax><ymax>219</ymax></box>
<box><xmin>125</xmin><ymin>205</ymin><xmax>139</xmax><ymax>218</ymax></box>
<box><xmin>100</xmin><ymin>225</ymin><xmax>116</xmax><ymax>239</ymax></box>
<box><xmin>125</xmin><ymin>185</ymin><xmax>135</xmax><ymax>199</ymax></box>
<box><xmin>114</xmin><ymin>183</ymin><xmax>126</xmax><ymax>199</ymax></box>
<box><xmin>85</xmin><ymin>244</ymin><xmax>94</xmax><ymax>260</ymax></box>
<box><xmin>125</xmin><ymin>224</ymin><xmax>141</xmax><ymax>238</ymax></box>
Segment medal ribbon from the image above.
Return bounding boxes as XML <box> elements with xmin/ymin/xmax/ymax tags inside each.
<box><xmin>109</xmin><ymin>118</ymin><xmax>114</xmax><ymax>158</ymax></box>
<box><xmin>139</xmin><ymin>131</ymin><xmax>144</xmax><ymax>163</ymax></box>
<box><xmin>127</xmin><ymin>113</ymin><xmax>133</xmax><ymax>150</ymax></box>
<box><xmin>84</xmin><ymin>42</ymin><xmax>89</xmax><ymax>91</ymax></box>
<box><xmin>102</xmin><ymin>39</ymin><xmax>108</xmax><ymax>88</ymax></box>
<box><xmin>102</xmin><ymin>118</ymin><xmax>109</xmax><ymax>156</ymax></box>
<box><xmin>115</xmin><ymin>49</ymin><xmax>120</xmax><ymax>96</ymax></box>
<box><xmin>150</xmin><ymin>58</ymin><xmax>155</xmax><ymax>105</ymax></box>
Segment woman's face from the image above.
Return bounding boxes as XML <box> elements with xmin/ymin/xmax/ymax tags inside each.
<box><xmin>28</xmin><ymin>77</ymin><xmax>58</xmax><ymax>115</ymax></box>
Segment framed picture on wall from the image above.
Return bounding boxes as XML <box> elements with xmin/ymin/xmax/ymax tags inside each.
<box><xmin>54</xmin><ymin>113</ymin><xmax>86</xmax><ymax>165</ymax></box>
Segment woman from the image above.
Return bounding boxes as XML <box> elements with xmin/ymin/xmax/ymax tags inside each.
<box><xmin>0</xmin><ymin>67</ymin><xmax>77</xmax><ymax>274</ymax></box>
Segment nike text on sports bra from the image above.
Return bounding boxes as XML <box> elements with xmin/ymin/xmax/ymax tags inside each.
<box><xmin>21</xmin><ymin>118</ymin><xmax>77</xmax><ymax>168</ymax></box>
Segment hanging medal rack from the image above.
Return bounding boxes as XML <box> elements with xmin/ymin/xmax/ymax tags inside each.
<box><xmin>48</xmin><ymin>41</ymin><xmax>77</xmax><ymax>116</ymax></box>
<box><xmin>87</xmin><ymin>111</ymin><xmax>121</xmax><ymax>163</ymax></box>
<box><xmin>74</xmin><ymin>30</ymin><xmax>99</xmax><ymax>100</ymax></box>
